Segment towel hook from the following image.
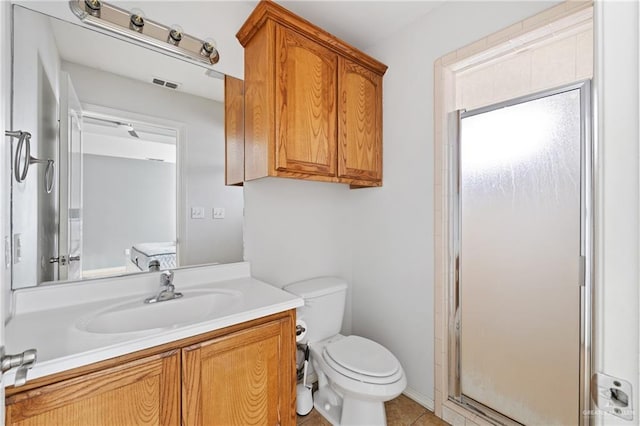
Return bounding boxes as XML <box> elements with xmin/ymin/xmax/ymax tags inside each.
<box><xmin>5</xmin><ymin>130</ymin><xmax>55</xmax><ymax>193</ymax></box>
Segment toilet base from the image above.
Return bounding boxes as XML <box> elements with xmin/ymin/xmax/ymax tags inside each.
<box><xmin>314</xmin><ymin>386</ymin><xmax>388</xmax><ymax>426</ymax></box>
<box><xmin>341</xmin><ymin>396</ymin><xmax>387</xmax><ymax>426</ymax></box>
<box><xmin>314</xmin><ymin>387</ymin><xmax>342</xmax><ymax>425</ymax></box>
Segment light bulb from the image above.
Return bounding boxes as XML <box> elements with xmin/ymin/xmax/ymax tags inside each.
<box><xmin>201</xmin><ymin>38</ymin><xmax>219</xmax><ymax>64</ymax></box>
<box><xmin>84</xmin><ymin>0</ymin><xmax>102</xmax><ymax>17</ymax></box>
<box><xmin>168</xmin><ymin>24</ymin><xmax>183</xmax><ymax>45</ymax></box>
<box><xmin>129</xmin><ymin>8</ymin><xmax>145</xmax><ymax>32</ymax></box>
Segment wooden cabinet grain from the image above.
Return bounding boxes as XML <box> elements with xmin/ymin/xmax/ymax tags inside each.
<box><xmin>338</xmin><ymin>58</ymin><xmax>383</xmax><ymax>182</ymax></box>
<box><xmin>5</xmin><ymin>310</ymin><xmax>296</xmax><ymax>426</ymax></box>
<box><xmin>237</xmin><ymin>0</ymin><xmax>387</xmax><ymax>188</ymax></box>
<box><xmin>6</xmin><ymin>351</ymin><xmax>180</xmax><ymax>426</ymax></box>
<box><xmin>225</xmin><ymin>75</ymin><xmax>245</xmax><ymax>186</ymax></box>
<box><xmin>182</xmin><ymin>317</ymin><xmax>294</xmax><ymax>426</ymax></box>
<box><xmin>275</xmin><ymin>26</ymin><xmax>337</xmax><ymax>177</ymax></box>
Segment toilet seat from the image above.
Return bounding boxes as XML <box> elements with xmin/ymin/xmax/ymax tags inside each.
<box><xmin>321</xmin><ymin>335</ymin><xmax>403</xmax><ymax>385</ymax></box>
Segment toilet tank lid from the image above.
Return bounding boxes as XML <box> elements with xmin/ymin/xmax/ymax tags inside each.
<box><xmin>284</xmin><ymin>277</ymin><xmax>347</xmax><ymax>299</ymax></box>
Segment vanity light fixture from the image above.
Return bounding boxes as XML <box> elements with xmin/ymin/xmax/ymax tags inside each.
<box><xmin>69</xmin><ymin>0</ymin><xmax>220</xmax><ymax>66</ymax></box>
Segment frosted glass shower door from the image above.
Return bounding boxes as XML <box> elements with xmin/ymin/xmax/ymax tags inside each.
<box><xmin>459</xmin><ymin>87</ymin><xmax>584</xmax><ymax>425</ymax></box>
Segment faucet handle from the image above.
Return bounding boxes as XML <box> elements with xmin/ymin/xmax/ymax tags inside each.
<box><xmin>160</xmin><ymin>270</ymin><xmax>174</xmax><ymax>285</ymax></box>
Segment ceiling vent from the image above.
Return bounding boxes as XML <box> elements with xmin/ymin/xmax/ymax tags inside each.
<box><xmin>152</xmin><ymin>77</ymin><xmax>180</xmax><ymax>90</ymax></box>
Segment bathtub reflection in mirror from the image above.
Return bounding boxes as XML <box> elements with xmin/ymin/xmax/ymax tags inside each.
<box><xmin>11</xmin><ymin>5</ymin><xmax>243</xmax><ymax>289</ymax></box>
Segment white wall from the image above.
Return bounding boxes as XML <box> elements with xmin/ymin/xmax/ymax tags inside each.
<box><xmin>351</xmin><ymin>1</ymin><xmax>558</xmax><ymax>406</ymax></box>
<box><xmin>63</xmin><ymin>62</ymin><xmax>244</xmax><ymax>268</ymax></box>
<box><xmin>243</xmin><ymin>178</ymin><xmax>354</xmax><ymax>332</ymax></box>
<box><xmin>82</xmin><ymin>153</ymin><xmax>176</xmax><ymax>270</ymax></box>
<box><xmin>596</xmin><ymin>1</ymin><xmax>639</xmax><ymax>424</ymax></box>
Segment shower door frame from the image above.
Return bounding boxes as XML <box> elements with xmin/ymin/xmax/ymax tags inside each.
<box><xmin>447</xmin><ymin>80</ymin><xmax>593</xmax><ymax>426</ymax></box>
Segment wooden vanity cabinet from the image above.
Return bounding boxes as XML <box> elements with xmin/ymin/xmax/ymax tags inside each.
<box><xmin>6</xmin><ymin>351</ymin><xmax>180</xmax><ymax>426</ymax></box>
<box><xmin>236</xmin><ymin>0</ymin><xmax>387</xmax><ymax>188</ymax></box>
<box><xmin>5</xmin><ymin>310</ymin><xmax>296</xmax><ymax>426</ymax></box>
<box><xmin>182</xmin><ymin>318</ymin><xmax>294</xmax><ymax>425</ymax></box>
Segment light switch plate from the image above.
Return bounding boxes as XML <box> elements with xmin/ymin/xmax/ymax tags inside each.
<box><xmin>213</xmin><ymin>208</ymin><xmax>225</xmax><ymax>219</ymax></box>
<box><xmin>191</xmin><ymin>206</ymin><xmax>205</xmax><ymax>219</ymax></box>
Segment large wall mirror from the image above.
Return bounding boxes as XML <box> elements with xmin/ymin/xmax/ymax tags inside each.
<box><xmin>11</xmin><ymin>5</ymin><xmax>244</xmax><ymax>289</ymax></box>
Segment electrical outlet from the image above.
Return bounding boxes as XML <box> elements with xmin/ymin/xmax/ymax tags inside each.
<box><xmin>191</xmin><ymin>206</ymin><xmax>205</xmax><ymax>219</ymax></box>
<box><xmin>213</xmin><ymin>208</ymin><xmax>225</xmax><ymax>219</ymax></box>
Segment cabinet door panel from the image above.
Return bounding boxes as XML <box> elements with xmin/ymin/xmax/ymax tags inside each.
<box><xmin>338</xmin><ymin>58</ymin><xmax>382</xmax><ymax>181</ymax></box>
<box><xmin>6</xmin><ymin>351</ymin><xmax>180</xmax><ymax>426</ymax></box>
<box><xmin>225</xmin><ymin>75</ymin><xmax>245</xmax><ymax>186</ymax></box>
<box><xmin>275</xmin><ymin>26</ymin><xmax>337</xmax><ymax>176</ymax></box>
<box><xmin>182</xmin><ymin>318</ymin><xmax>294</xmax><ymax>426</ymax></box>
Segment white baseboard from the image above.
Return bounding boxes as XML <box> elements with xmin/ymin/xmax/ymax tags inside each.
<box><xmin>403</xmin><ymin>387</ymin><xmax>435</xmax><ymax>411</ymax></box>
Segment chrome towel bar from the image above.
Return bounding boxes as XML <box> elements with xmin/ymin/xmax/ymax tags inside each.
<box><xmin>5</xmin><ymin>130</ymin><xmax>55</xmax><ymax>193</ymax></box>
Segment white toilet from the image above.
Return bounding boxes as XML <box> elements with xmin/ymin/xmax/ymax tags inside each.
<box><xmin>284</xmin><ymin>277</ymin><xmax>406</xmax><ymax>426</ymax></box>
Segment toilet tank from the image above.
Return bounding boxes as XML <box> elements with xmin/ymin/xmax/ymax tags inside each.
<box><xmin>284</xmin><ymin>277</ymin><xmax>347</xmax><ymax>343</ymax></box>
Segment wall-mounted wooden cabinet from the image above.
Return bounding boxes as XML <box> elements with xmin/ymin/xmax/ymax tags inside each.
<box><xmin>5</xmin><ymin>310</ymin><xmax>296</xmax><ymax>426</ymax></box>
<box><xmin>236</xmin><ymin>0</ymin><xmax>387</xmax><ymax>188</ymax></box>
<box><xmin>225</xmin><ymin>75</ymin><xmax>245</xmax><ymax>186</ymax></box>
<box><xmin>338</xmin><ymin>58</ymin><xmax>383</xmax><ymax>182</ymax></box>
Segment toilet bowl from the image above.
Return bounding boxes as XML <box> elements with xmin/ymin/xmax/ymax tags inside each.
<box><xmin>311</xmin><ymin>334</ymin><xmax>406</xmax><ymax>425</ymax></box>
<box><xmin>284</xmin><ymin>277</ymin><xmax>406</xmax><ymax>426</ymax></box>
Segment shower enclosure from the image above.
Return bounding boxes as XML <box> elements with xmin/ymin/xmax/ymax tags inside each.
<box><xmin>449</xmin><ymin>82</ymin><xmax>592</xmax><ymax>425</ymax></box>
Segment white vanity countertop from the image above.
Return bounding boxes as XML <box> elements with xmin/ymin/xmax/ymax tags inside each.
<box><xmin>3</xmin><ymin>262</ymin><xmax>303</xmax><ymax>387</ymax></box>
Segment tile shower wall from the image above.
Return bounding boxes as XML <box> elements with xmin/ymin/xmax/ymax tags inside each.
<box><xmin>455</xmin><ymin>25</ymin><xmax>593</xmax><ymax>110</ymax></box>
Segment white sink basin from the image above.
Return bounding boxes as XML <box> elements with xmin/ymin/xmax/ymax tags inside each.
<box><xmin>76</xmin><ymin>289</ymin><xmax>243</xmax><ymax>334</ymax></box>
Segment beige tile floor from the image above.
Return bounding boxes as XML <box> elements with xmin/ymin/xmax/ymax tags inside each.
<box><xmin>296</xmin><ymin>394</ymin><xmax>448</xmax><ymax>426</ymax></box>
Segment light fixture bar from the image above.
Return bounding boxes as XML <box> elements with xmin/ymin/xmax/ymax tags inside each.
<box><xmin>69</xmin><ymin>0</ymin><xmax>220</xmax><ymax>67</ymax></box>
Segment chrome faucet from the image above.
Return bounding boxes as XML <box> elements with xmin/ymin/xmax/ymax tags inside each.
<box><xmin>144</xmin><ymin>270</ymin><xmax>183</xmax><ymax>304</ymax></box>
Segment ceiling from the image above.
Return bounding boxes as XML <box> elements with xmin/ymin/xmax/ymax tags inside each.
<box><xmin>275</xmin><ymin>1</ymin><xmax>445</xmax><ymax>50</ymax></box>
<box><xmin>27</xmin><ymin>1</ymin><xmax>446</xmax><ymax>103</ymax></box>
